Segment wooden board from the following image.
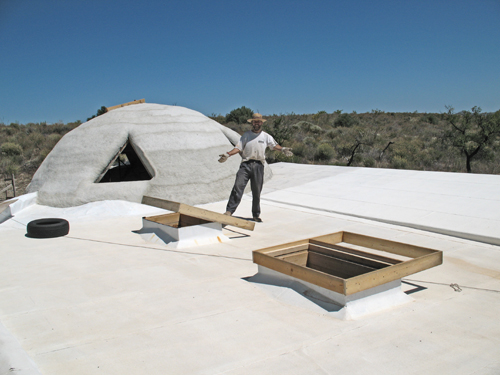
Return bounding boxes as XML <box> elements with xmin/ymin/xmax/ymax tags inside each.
<box><xmin>278</xmin><ymin>250</ymin><xmax>308</xmax><ymax>267</ymax></box>
<box><xmin>252</xmin><ymin>250</ymin><xmax>346</xmax><ymax>294</ymax></box>
<box><xmin>95</xmin><ymin>142</ymin><xmax>128</xmax><ymax>183</ymax></box>
<box><xmin>342</xmin><ymin>232</ymin><xmax>436</xmax><ymax>258</ymax></box>
<box><xmin>345</xmin><ymin>252</ymin><xmax>443</xmax><ymax>295</ymax></box>
<box><xmin>0</xmin><ymin>199</ymin><xmax>18</xmax><ymax>216</ymax></box>
<box><xmin>141</xmin><ymin>196</ymin><xmax>255</xmax><ymax>231</ymax></box>
<box><xmin>106</xmin><ymin>99</ymin><xmax>145</xmax><ymax>111</ymax></box>
<box><xmin>260</xmin><ymin>242</ymin><xmax>310</xmax><ymax>257</ymax></box>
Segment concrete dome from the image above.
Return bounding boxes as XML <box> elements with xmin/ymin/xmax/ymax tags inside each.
<box><xmin>27</xmin><ymin>103</ymin><xmax>271</xmax><ymax>207</ymax></box>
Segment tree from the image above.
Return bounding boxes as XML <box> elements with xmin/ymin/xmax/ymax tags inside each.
<box><xmin>225</xmin><ymin>106</ymin><xmax>254</xmax><ymax>124</ymax></box>
<box><xmin>263</xmin><ymin>116</ymin><xmax>293</xmax><ymax>145</ymax></box>
<box><xmin>87</xmin><ymin>106</ymin><xmax>108</xmax><ymax>121</ymax></box>
<box><xmin>336</xmin><ymin>126</ymin><xmax>375</xmax><ymax>166</ymax></box>
<box><xmin>333</xmin><ymin>113</ymin><xmax>358</xmax><ymax>128</ymax></box>
<box><xmin>444</xmin><ymin>106</ymin><xmax>500</xmax><ymax>173</ymax></box>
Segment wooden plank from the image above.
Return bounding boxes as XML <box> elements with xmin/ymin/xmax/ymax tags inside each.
<box><xmin>345</xmin><ymin>251</ymin><xmax>443</xmax><ymax>295</ymax></box>
<box><xmin>106</xmin><ymin>99</ymin><xmax>145</xmax><ymax>111</ymax></box>
<box><xmin>144</xmin><ymin>213</ymin><xmax>180</xmax><ymax>226</ymax></box>
<box><xmin>0</xmin><ymin>199</ymin><xmax>18</xmax><ymax>215</ymax></box>
<box><xmin>141</xmin><ymin>196</ymin><xmax>255</xmax><ymax>231</ymax></box>
<box><xmin>307</xmin><ymin>251</ymin><xmax>374</xmax><ymax>279</ymax></box>
<box><xmin>343</xmin><ymin>232</ymin><xmax>436</xmax><ymax>258</ymax></box>
<box><xmin>0</xmin><ymin>185</ymin><xmax>12</xmax><ymax>195</ymax></box>
<box><xmin>10</xmin><ymin>173</ymin><xmax>16</xmax><ymax>197</ymax></box>
<box><xmin>278</xmin><ymin>250</ymin><xmax>308</xmax><ymax>266</ymax></box>
<box><xmin>310</xmin><ymin>231</ymin><xmax>344</xmax><ymax>245</ymax></box>
<box><xmin>308</xmin><ymin>243</ymin><xmax>392</xmax><ymax>269</ymax></box>
<box><xmin>95</xmin><ymin>142</ymin><xmax>128</xmax><ymax>183</ymax></box>
<box><xmin>256</xmin><ymin>242</ymin><xmax>310</xmax><ymax>257</ymax></box>
<box><xmin>309</xmin><ymin>240</ymin><xmax>401</xmax><ymax>265</ymax></box>
<box><xmin>253</xmin><ymin>251</ymin><xmax>345</xmax><ymax>294</ymax></box>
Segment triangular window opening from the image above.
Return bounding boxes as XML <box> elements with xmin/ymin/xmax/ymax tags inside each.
<box><xmin>96</xmin><ymin>140</ymin><xmax>152</xmax><ymax>183</ymax></box>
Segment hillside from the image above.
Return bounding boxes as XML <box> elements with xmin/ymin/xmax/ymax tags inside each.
<box><xmin>220</xmin><ymin>108</ymin><xmax>500</xmax><ymax>174</ymax></box>
<box><xmin>2</xmin><ymin>107</ymin><xmax>499</xmax><ymax>202</ymax></box>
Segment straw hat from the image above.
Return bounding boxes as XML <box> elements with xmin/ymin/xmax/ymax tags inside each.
<box><xmin>247</xmin><ymin>113</ymin><xmax>267</xmax><ymax>123</ymax></box>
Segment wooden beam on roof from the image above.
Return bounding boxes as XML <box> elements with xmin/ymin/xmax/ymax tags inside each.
<box><xmin>95</xmin><ymin>142</ymin><xmax>128</xmax><ymax>183</ymax></box>
<box><xmin>106</xmin><ymin>99</ymin><xmax>145</xmax><ymax>112</ymax></box>
<box><xmin>141</xmin><ymin>196</ymin><xmax>255</xmax><ymax>231</ymax></box>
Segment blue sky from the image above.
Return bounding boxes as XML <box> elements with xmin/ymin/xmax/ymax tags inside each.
<box><xmin>1</xmin><ymin>0</ymin><xmax>499</xmax><ymax>124</ymax></box>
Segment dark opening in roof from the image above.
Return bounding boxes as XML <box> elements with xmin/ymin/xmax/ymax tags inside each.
<box><xmin>96</xmin><ymin>140</ymin><xmax>152</xmax><ymax>183</ymax></box>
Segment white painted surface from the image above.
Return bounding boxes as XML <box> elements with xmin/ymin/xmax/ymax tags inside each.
<box><xmin>1</xmin><ymin>163</ymin><xmax>500</xmax><ymax>374</ymax></box>
<box><xmin>263</xmin><ymin>163</ymin><xmax>500</xmax><ymax>245</ymax></box>
<box><xmin>0</xmin><ymin>192</ymin><xmax>37</xmax><ymax>224</ymax></box>
<box><xmin>140</xmin><ymin>218</ymin><xmax>229</xmax><ymax>249</ymax></box>
<box><xmin>254</xmin><ymin>266</ymin><xmax>413</xmax><ymax>320</ymax></box>
<box><xmin>0</xmin><ymin>321</ymin><xmax>41</xmax><ymax>374</ymax></box>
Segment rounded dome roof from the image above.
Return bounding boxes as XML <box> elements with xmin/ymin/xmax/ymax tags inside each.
<box><xmin>28</xmin><ymin>103</ymin><xmax>266</xmax><ymax>208</ymax></box>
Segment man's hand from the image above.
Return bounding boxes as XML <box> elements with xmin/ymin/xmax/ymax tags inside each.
<box><xmin>218</xmin><ymin>153</ymin><xmax>229</xmax><ymax>163</ymax></box>
<box><xmin>281</xmin><ymin>147</ymin><xmax>293</xmax><ymax>157</ymax></box>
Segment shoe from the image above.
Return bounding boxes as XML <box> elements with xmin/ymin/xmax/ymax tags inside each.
<box><xmin>224</xmin><ymin>211</ymin><xmax>232</xmax><ymax>216</ymax></box>
<box><xmin>253</xmin><ymin>217</ymin><xmax>262</xmax><ymax>223</ymax></box>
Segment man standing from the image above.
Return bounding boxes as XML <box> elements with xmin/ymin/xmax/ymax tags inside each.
<box><xmin>218</xmin><ymin>113</ymin><xmax>292</xmax><ymax>222</ymax></box>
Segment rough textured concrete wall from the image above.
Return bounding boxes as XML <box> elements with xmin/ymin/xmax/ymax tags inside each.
<box><xmin>27</xmin><ymin>103</ymin><xmax>272</xmax><ymax>208</ymax></box>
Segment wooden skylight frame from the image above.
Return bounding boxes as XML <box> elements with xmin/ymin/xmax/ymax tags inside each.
<box><xmin>142</xmin><ymin>196</ymin><xmax>255</xmax><ymax>231</ymax></box>
<box><xmin>143</xmin><ymin>212</ymin><xmax>212</xmax><ymax>229</ymax></box>
<box><xmin>252</xmin><ymin>231</ymin><xmax>443</xmax><ymax>296</ymax></box>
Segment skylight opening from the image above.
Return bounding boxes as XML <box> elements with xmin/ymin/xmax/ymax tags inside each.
<box><xmin>96</xmin><ymin>140</ymin><xmax>153</xmax><ymax>183</ymax></box>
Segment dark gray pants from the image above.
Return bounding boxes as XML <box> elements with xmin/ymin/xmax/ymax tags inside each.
<box><xmin>226</xmin><ymin>160</ymin><xmax>264</xmax><ymax>217</ymax></box>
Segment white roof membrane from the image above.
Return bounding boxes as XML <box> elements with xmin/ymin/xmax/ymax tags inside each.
<box><xmin>2</xmin><ymin>159</ymin><xmax>500</xmax><ymax>374</ymax></box>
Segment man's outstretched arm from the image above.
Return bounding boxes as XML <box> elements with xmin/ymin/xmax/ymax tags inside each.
<box><xmin>218</xmin><ymin>148</ymin><xmax>241</xmax><ymax>163</ymax></box>
<box><xmin>273</xmin><ymin>145</ymin><xmax>293</xmax><ymax>157</ymax></box>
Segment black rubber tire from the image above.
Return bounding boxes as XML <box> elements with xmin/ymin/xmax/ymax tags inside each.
<box><xmin>26</xmin><ymin>218</ymin><xmax>69</xmax><ymax>238</ymax></box>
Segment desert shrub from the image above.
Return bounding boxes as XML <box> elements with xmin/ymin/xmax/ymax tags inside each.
<box><xmin>291</xmin><ymin>142</ymin><xmax>306</xmax><ymax>157</ymax></box>
<box><xmin>47</xmin><ymin>133</ymin><xmax>62</xmax><ymax>148</ymax></box>
<box><xmin>1</xmin><ymin>157</ymin><xmax>20</xmax><ymax>175</ymax></box>
<box><xmin>351</xmin><ymin>154</ymin><xmax>363</xmax><ymax>165</ymax></box>
<box><xmin>363</xmin><ymin>158</ymin><xmax>376</xmax><ymax>167</ymax></box>
<box><xmin>325</xmin><ymin>128</ymin><xmax>344</xmax><ymax>140</ymax></box>
<box><xmin>28</xmin><ymin>132</ymin><xmax>45</xmax><ymax>148</ymax></box>
<box><xmin>303</xmin><ymin>136</ymin><xmax>316</xmax><ymax>146</ymax></box>
<box><xmin>36</xmin><ymin>148</ymin><xmax>52</xmax><ymax>165</ymax></box>
<box><xmin>50</xmin><ymin>122</ymin><xmax>71</xmax><ymax>134</ymax></box>
<box><xmin>312</xmin><ymin>110</ymin><xmax>327</xmax><ymax>120</ymax></box>
<box><xmin>225</xmin><ymin>106</ymin><xmax>254</xmax><ymax>124</ymax></box>
<box><xmin>312</xmin><ymin>110</ymin><xmax>329</xmax><ymax>125</ymax></box>
<box><xmin>266</xmin><ymin>148</ymin><xmax>292</xmax><ymax>164</ymax></box>
<box><xmin>391</xmin><ymin>156</ymin><xmax>408</xmax><ymax>169</ymax></box>
<box><xmin>315</xmin><ymin>143</ymin><xmax>335</xmax><ymax>161</ymax></box>
<box><xmin>264</xmin><ymin>117</ymin><xmax>293</xmax><ymax>145</ymax></box>
<box><xmin>295</xmin><ymin>121</ymin><xmax>315</xmax><ymax>132</ymax></box>
<box><xmin>309</xmin><ymin>125</ymin><xmax>324</xmax><ymax>135</ymax></box>
<box><xmin>420</xmin><ymin>114</ymin><xmax>439</xmax><ymax>125</ymax></box>
<box><xmin>1</xmin><ymin>142</ymin><xmax>23</xmax><ymax>156</ymax></box>
<box><xmin>334</xmin><ymin>113</ymin><xmax>358</xmax><ymax>128</ymax></box>
<box><xmin>209</xmin><ymin>114</ymin><xmax>226</xmax><ymax>124</ymax></box>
